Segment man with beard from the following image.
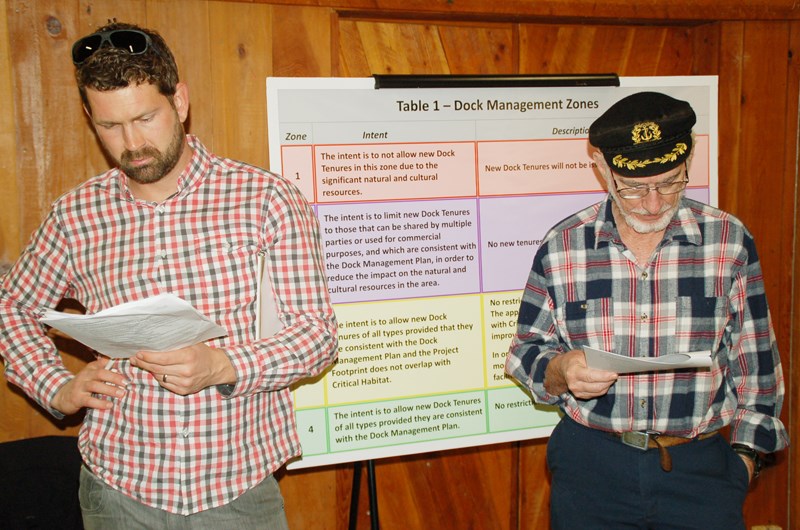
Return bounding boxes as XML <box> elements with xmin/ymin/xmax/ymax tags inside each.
<box><xmin>0</xmin><ymin>22</ymin><xmax>337</xmax><ymax>528</ymax></box>
<box><xmin>506</xmin><ymin>92</ymin><xmax>787</xmax><ymax>529</ymax></box>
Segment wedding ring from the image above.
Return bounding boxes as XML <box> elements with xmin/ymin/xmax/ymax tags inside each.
<box><xmin>162</xmin><ymin>374</ymin><xmax>168</xmax><ymax>384</ymax></box>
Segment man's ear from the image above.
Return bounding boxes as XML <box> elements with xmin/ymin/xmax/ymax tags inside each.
<box><xmin>591</xmin><ymin>150</ymin><xmax>607</xmax><ymax>172</ymax></box>
<box><xmin>591</xmin><ymin>149</ymin><xmax>613</xmax><ymax>190</ymax></box>
<box><xmin>173</xmin><ymin>82</ymin><xmax>189</xmax><ymax>123</ymax></box>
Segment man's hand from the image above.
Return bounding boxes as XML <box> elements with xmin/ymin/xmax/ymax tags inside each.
<box><xmin>52</xmin><ymin>357</ymin><xmax>128</xmax><ymax>415</ymax></box>
<box><xmin>130</xmin><ymin>343</ymin><xmax>236</xmax><ymax>395</ymax></box>
<box><xmin>544</xmin><ymin>349</ymin><xmax>618</xmax><ymax>399</ymax></box>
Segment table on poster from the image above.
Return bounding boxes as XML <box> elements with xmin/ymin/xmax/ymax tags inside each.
<box><xmin>266</xmin><ymin>76</ymin><xmax>717</xmax><ymax>468</ymax></box>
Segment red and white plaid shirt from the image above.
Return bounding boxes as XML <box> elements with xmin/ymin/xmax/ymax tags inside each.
<box><xmin>0</xmin><ymin>136</ymin><xmax>338</xmax><ymax>514</ymax></box>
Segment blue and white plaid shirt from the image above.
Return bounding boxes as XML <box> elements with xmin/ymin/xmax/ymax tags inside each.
<box><xmin>506</xmin><ymin>197</ymin><xmax>787</xmax><ymax>453</ymax></box>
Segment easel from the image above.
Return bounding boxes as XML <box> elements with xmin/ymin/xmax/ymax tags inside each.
<box><xmin>348</xmin><ymin>459</ymin><xmax>380</xmax><ymax>530</ymax></box>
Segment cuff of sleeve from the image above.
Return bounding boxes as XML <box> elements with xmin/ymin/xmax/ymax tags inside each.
<box><xmin>535</xmin><ymin>356</ymin><xmax>564</xmax><ymax>404</ymax></box>
<box><xmin>730</xmin><ymin>411</ymin><xmax>789</xmax><ymax>454</ymax></box>
<box><xmin>219</xmin><ymin>344</ymin><xmax>259</xmax><ymax>398</ymax></box>
<box><xmin>43</xmin><ymin>371</ymin><xmax>74</xmax><ymax>419</ymax></box>
<box><xmin>215</xmin><ymin>384</ymin><xmax>235</xmax><ymax>397</ymax></box>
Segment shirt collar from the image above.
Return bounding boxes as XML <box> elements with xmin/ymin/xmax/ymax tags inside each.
<box><xmin>594</xmin><ymin>195</ymin><xmax>703</xmax><ymax>249</ymax></box>
<box><xmin>113</xmin><ymin>134</ymin><xmax>210</xmax><ymax>202</ymax></box>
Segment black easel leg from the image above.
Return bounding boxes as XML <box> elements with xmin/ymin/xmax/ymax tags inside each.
<box><xmin>349</xmin><ymin>460</ymin><xmax>380</xmax><ymax>530</ymax></box>
<box><xmin>367</xmin><ymin>459</ymin><xmax>379</xmax><ymax>530</ymax></box>
<box><xmin>349</xmin><ymin>460</ymin><xmax>362</xmax><ymax>530</ymax></box>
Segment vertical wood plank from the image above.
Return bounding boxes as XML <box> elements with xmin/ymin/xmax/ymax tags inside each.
<box><xmin>271</xmin><ymin>5</ymin><xmax>332</xmax><ymax>77</ymax></box>
<box><xmin>0</xmin><ymin>0</ymin><xmax>20</xmax><ymax>264</ymax></box>
<box><xmin>519</xmin><ymin>23</ymin><xmax>695</xmax><ymax>76</ymax></box>
<box><xmin>8</xmin><ymin>0</ymin><xmax>81</xmax><ymax>241</ymax></box>
<box><xmin>208</xmin><ymin>1</ymin><xmax>268</xmax><ymax>165</ymax></box>
<box><xmin>691</xmin><ymin>22</ymin><xmax>720</xmax><ymax>75</ymax></box>
<box><xmin>726</xmin><ymin>23</ymin><xmax>793</xmax><ymax>528</ymax></box>
<box><xmin>147</xmin><ymin>0</ymin><xmax>214</xmax><ymax>149</ymax></box>
<box><xmin>338</xmin><ymin>19</ymin><xmax>451</xmax><ymax>75</ymax></box>
<box><xmin>518</xmin><ymin>440</ymin><xmax>549</xmax><ymax>530</ymax></box>
<box><xmin>0</xmin><ymin>0</ymin><xmax>21</xmax><ymax>442</ymax></box>
<box><xmin>337</xmin><ymin>18</ymin><xmax>515</xmax><ymax>75</ymax></box>
<box><xmin>787</xmin><ymin>21</ymin><xmax>800</xmax><ymax>530</ymax></box>
<box><xmin>269</xmin><ymin>5</ymin><xmax>334</xmax><ymax>167</ymax></box>
<box><xmin>338</xmin><ymin>17</ymin><xmax>371</xmax><ymax>76</ymax></box>
<box><xmin>366</xmin><ymin>446</ymin><xmax>516</xmax><ymax>530</ymax></box>
<box><xmin>438</xmin><ymin>23</ymin><xmax>515</xmax><ymax>74</ymax></box>
<box><xmin>3</xmin><ymin>0</ymin><xmax>88</xmax><ymax>440</ymax></box>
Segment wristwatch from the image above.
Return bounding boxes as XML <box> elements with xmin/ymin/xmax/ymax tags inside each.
<box><xmin>731</xmin><ymin>443</ymin><xmax>762</xmax><ymax>478</ymax></box>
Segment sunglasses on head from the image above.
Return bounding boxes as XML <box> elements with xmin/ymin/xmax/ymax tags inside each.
<box><xmin>71</xmin><ymin>29</ymin><xmax>155</xmax><ymax>65</ymax></box>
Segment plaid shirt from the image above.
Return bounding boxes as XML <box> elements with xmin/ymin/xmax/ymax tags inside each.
<box><xmin>0</xmin><ymin>136</ymin><xmax>338</xmax><ymax>514</ymax></box>
<box><xmin>506</xmin><ymin>197</ymin><xmax>787</xmax><ymax>453</ymax></box>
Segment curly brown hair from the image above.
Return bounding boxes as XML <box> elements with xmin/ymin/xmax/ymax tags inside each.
<box><xmin>74</xmin><ymin>22</ymin><xmax>179</xmax><ymax>111</ymax></box>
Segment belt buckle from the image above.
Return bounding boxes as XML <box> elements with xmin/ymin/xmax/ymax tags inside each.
<box><xmin>621</xmin><ymin>431</ymin><xmax>650</xmax><ymax>451</ymax></box>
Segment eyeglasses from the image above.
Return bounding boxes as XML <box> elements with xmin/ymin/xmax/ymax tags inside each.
<box><xmin>614</xmin><ymin>167</ymin><xmax>690</xmax><ymax>199</ymax></box>
<box><xmin>72</xmin><ymin>29</ymin><xmax>155</xmax><ymax>65</ymax></box>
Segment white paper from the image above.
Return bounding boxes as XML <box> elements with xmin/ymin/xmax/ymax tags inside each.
<box><xmin>583</xmin><ymin>346</ymin><xmax>712</xmax><ymax>374</ymax></box>
<box><xmin>256</xmin><ymin>253</ymin><xmax>284</xmax><ymax>339</ymax></box>
<box><xmin>40</xmin><ymin>293</ymin><xmax>227</xmax><ymax>359</ymax></box>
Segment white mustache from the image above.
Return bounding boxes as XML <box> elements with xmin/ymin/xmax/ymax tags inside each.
<box><xmin>629</xmin><ymin>204</ymin><xmax>674</xmax><ymax>216</ymax></box>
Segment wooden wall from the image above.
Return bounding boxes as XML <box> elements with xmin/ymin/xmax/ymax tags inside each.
<box><xmin>1</xmin><ymin>1</ymin><xmax>798</xmax><ymax>528</ymax></box>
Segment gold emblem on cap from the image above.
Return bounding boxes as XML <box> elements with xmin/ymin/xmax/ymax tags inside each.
<box><xmin>631</xmin><ymin>121</ymin><xmax>662</xmax><ymax>144</ymax></box>
<box><xmin>612</xmin><ymin>143</ymin><xmax>688</xmax><ymax>171</ymax></box>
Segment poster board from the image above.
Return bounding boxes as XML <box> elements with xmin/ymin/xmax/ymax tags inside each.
<box><xmin>265</xmin><ymin>75</ymin><xmax>718</xmax><ymax>469</ymax></box>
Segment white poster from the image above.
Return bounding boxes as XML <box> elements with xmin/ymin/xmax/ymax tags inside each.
<box><xmin>266</xmin><ymin>76</ymin><xmax>718</xmax><ymax>468</ymax></box>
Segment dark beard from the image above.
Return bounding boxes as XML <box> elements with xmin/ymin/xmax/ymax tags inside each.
<box><xmin>120</xmin><ymin>120</ymin><xmax>185</xmax><ymax>184</ymax></box>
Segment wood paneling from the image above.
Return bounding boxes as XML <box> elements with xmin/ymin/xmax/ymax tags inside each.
<box><xmin>0</xmin><ymin>1</ymin><xmax>797</xmax><ymax>529</ymax></box>
<box><xmin>716</xmin><ymin>21</ymin><xmax>796</xmax><ymax>526</ymax></box>
<box><xmin>0</xmin><ymin>0</ymin><xmax>19</xmax><ymax>263</ymax></box>
<box><xmin>788</xmin><ymin>19</ymin><xmax>800</xmax><ymax>529</ymax></box>
<box><xmin>253</xmin><ymin>0</ymin><xmax>800</xmax><ymax>22</ymax></box>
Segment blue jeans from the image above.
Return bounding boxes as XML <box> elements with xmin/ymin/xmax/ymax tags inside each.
<box><xmin>80</xmin><ymin>466</ymin><xmax>290</xmax><ymax>530</ymax></box>
<box><xmin>547</xmin><ymin>416</ymin><xmax>749</xmax><ymax>530</ymax></box>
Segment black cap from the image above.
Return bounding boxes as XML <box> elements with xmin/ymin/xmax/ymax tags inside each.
<box><xmin>589</xmin><ymin>91</ymin><xmax>696</xmax><ymax>177</ymax></box>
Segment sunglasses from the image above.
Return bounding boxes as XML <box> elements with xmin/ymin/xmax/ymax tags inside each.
<box><xmin>71</xmin><ymin>29</ymin><xmax>155</xmax><ymax>65</ymax></box>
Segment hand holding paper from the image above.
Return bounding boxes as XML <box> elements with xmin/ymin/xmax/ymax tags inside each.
<box><xmin>583</xmin><ymin>346</ymin><xmax>712</xmax><ymax>374</ymax></box>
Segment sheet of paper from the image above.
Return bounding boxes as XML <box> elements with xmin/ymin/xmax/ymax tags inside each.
<box><xmin>40</xmin><ymin>293</ymin><xmax>227</xmax><ymax>359</ymax></box>
<box><xmin>256</xmin><ymin>253</ymin><xmax>284</xmax><ymax>339</ymax></box>
<box><xmin>583</xmin><ymin>346</ymin><xmax>712</xmax><ymax>374</ymax></box>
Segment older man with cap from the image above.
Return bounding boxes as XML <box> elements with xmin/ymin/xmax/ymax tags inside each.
<box><xmin>506</xmin><ymin>91</ymin><xmax>787</xmax><ymax>529</ymax></box>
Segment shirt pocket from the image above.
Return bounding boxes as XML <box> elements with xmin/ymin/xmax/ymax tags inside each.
<box><xmin>674</xmin><ymin>295</ymin><xmax>729</xmax><ymax>356</ymax></box>
<box><xmin>559</xmin><ymin>297</ymin><xmax>614</xmax><ymax>352</ymax></box>
<box><xmin>191</xmin><ymin>236</ymin><xmax>259</xmax><ymax>303</ymax></box>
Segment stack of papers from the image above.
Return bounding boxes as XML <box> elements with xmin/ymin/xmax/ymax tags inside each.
<box><xmin>41</xmin><ymin>293</ymin><xmax>227</xmax><ymax>359</ymax></box>
<box><xmin>583</xmin><ymin>346</ymin><xmax>712</xmax><ymax>374</ymax></box>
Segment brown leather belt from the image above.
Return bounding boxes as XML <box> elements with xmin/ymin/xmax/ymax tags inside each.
<box><xmin>613</xmin><ymin>430</ymin><xmax>719</xmax><ymax>472</ymax></box>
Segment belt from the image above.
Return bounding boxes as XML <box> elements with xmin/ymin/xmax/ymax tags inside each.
<box><xmin>613</xmin><ymin>430</ymin><xmax>719</xmax><ymax>472</ymax></box>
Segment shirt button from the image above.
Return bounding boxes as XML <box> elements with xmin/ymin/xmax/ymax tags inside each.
<box><xmin>641</xmin><ymin>271</ymin><xmax>648</xmax><ymax>280</ymax></box>
<box><xmin>640</xmin><ymin>313</ymin><xmax>648</xmax><ymax>321</ymax></box>
<box><xmin>640</xmin><ymin>399</ymin><xmax>646</xmax><ymax>408</ymax></box>
<box><xmin>160</xmin><ymin>250</ymin><xmax>168</xmax><ymax>259</ymax></box>
<box><xmin>181</xmin><ymin>428</ymin><xmax>190</xmax><ymax>438</ymax></box>
<box><xmin>156</xmin><ymin>205</ymin><xmax>166</xmax><ymax>214</ymax></box>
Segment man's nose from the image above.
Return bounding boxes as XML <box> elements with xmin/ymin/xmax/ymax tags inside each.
<box><xmin>122</xmin><ymin>124</ymin><xmax>146</xmax><ymax>152</ymax></box>
<box><xmin>641</xmin><ymin>188</ymin><xmax>665</xmax><ymax>213</ymax></box>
